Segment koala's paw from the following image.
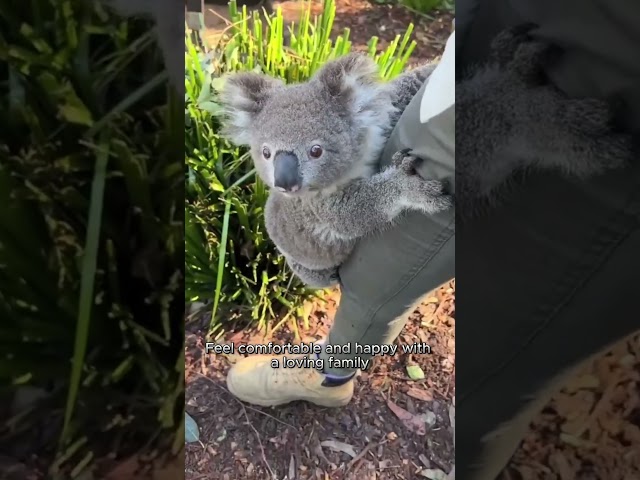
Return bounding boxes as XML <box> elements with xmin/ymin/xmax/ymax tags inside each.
<box><xmin>490</xmin><ymin>24</ymin><xmax>559</xmax><ymax>85</ymax></box>
<box><xmin>509</xmin><ymin>40</ymin><xmax>558</xmax><ymax>84</ymax></box>
<box><xmin>408</xmin><ymin>178</ymin><xmax>454</xmax><ymax>214</ymax></box>
<box><xmin>489</xmin><ymin>23</ymin><xmax>537</xmax><ymax>66</ymax></box>
<box><xmin>531</xmin><ymin>94</ymin><xmax>634</xmax><ymax>176</ymax></box>
<box><xmin>309</xmin><ymin>270</ymin><xmax>341</xmax><ymax>289</ymax></box>
<box><xmin>300</xmin><ymin>267</ymin><xmax>341</xmax><ymax>289</ymax></box>
<box><xmin>563</xmin><ymin>98</ymin><xmax>617</xmax><ymax>134</ymax></box>
<box><xmin>393</xmin><ymin>149</ymin><xmax>453</xmax><ymax>214</ymax></box>
<box><xmin>392</xmin><ymin>148</ymin><xmax>423</xmax><ymax>176</ymax></box>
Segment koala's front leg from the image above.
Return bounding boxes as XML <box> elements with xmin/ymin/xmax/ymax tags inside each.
<box><xmin>494</xmin><ymin>31</ymin><xmax>633</xmax><ymax>179</ymax></box>
<box><xmin>317</xmin><ymin>159</ymin><xmax>453</xmax><ymax>239</ymax></box>
<box><xmin>456</xmin><ymin>34</ymin><xmax>633</xmax><ymax>209</ymax></box>
<box><xmin>287</xmin><ymin>259</ymin><xmax>340</xmax><ymax>289</ymax></box>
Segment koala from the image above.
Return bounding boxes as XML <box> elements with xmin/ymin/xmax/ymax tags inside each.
<box><xmin>455</xmin><ymin>24</ymin><xmax>636</xmax><ymax>218</ymax></box>
<box><xmin>218</xmin><ymin>54</ymin><xmax>453</xmax><ymax>287</ymax></box>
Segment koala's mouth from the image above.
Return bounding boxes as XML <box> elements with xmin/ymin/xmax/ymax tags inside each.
<box><xmin>274</xmin><ymin>184</ymin><xmax>324</xmax><ymax>198</ymax></box>
<box><xmin>275</xmin><ymin>185</ymin><xmax>303</xmax><ymax>195</ymax></box>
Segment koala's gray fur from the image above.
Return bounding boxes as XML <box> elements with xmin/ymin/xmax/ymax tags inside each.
<box><xmin>218</xmin><ymin>54</ymin><xmax>453</xmax><ymax>287</ymax></box>
<box><xmin>456</xmin><ymin>24</ymin><xmax>635</xmax><ymax>218</ymax></box>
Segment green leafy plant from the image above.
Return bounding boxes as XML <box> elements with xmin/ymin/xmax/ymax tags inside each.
<box><xmin>0</xmin><ymin>0</ymin><xmax>183</xmax><ymax>476</ymax></box>
<box><xmin>185</xmin><ymin>0</ymin><xmax>419</xmax><ymax>336</ymax></box>
<box><xmin>400</xmin><ymin>0</ymin><xmax>454</xmax><ymax>15</ymax></box>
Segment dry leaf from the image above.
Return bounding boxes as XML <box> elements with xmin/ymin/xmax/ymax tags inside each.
<box><xmin>564</xmin><ymin>373</ymin><xmax>600</xmax><ymax>393</ymax></box>
<box><xmin>407</xmin><ymin>387</ymin><xmax>433</xmax><ymax>402</ymax></box>
<box><xmin>419</xmin><ymin>468</ymin><xmax>448</xmax><ymax>479</ymax></box>
<box><xmin>559</xmin><ymin>433</ymin><xmax>596</xmax><ymax>449</ymax></box>
<box><xmin>548</xmin><ymin>452</ymin><xmax>573</xmax><ymax>480</ymax></box>
<box><xmin>320</xmin><ymin>440</ymin><xmax>357</xmax><ymax>458</ymax></box>
<box><xmin>386</xmin><ymin>399</ymin><xmax>427</xmax><ymax>435</ymax></box>
<box><xmin>288</xmin><ymin>455</ymin><xmax>296</xmax><ymax>480</ymax></box>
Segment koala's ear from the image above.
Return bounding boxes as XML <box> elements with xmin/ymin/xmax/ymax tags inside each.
<box><xmin>313</xmin><ymin>54</ymin><xmax>392</xmax><ymax>125</ymax></box>
<box><xmin>218</xmin><ymin>72</ymin><xmax>284</xmax><ymax>145</ymax></box>
<box><xmin>314</xmin><ymin>53</ymin><xmax>380</xmax><ymax>96</ymax></box>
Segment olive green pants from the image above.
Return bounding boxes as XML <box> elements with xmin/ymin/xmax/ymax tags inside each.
<box><xmin>319</xmin><ymin>80</ymin><xmax>455</xmax><ymax>376</ymax></box>
<box><xmin>456</xmin><ymin>1</ymin><xmax>640</xmax><ymax>478</ymax></box>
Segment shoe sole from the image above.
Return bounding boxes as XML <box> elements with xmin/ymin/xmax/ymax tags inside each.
<box><xmin>227</xmin><ymin>380</ymin><xmax>353</xmax><ymax>408</ymax></box>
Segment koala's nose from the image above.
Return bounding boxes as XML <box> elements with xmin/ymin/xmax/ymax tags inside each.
<box><xmin>273</xmin><ymin>151</ymin><xmax>302</xmax><ymax>192</ymax></box>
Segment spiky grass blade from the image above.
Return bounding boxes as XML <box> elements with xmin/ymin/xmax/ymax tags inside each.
<box><xmin>61</xmin><ymin>133</ymin><xmax>110</xmax><ymax>445</ymax></box>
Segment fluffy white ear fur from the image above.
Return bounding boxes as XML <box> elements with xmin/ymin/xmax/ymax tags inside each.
<box><xmin>314</xmin><ymin>54</ymin><xmax>395</xmax><ymax>123</ymax></box>
<box><xmin>218</xmin><ymin>72</ymin><xmax>284</xmax><ymax>145</ymax></box>
<box><xmin>314</xmin><ymin>54</ymin><xmax>398</xmax><ymax>167</ymax></box>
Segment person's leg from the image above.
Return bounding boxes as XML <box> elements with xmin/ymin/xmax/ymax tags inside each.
<box><xmin>226</xmin><ymin>75</ymin><xmax>455</xmax><ymax>406</ymax></box>
<box><xmin>458</xmin><ymin>199</ymin><xmax>640</xmax><ymax>479</ymax></box>
<box><xmin>456</xmin><ymin>0</ymin><xmax>640</xmax><ymax>477</ymax></box>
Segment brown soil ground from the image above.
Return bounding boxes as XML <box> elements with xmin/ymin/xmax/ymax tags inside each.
<box><xmin>501</xmin><ymin>333</ymin><xmax>640</xmax><ymax>480</ymax></box>
<box><xmin>186</xmin><ymin>283</ymin><xmax>640</xmax><ymax>480</ymax></box>
<box><xmin>186</xmin><ymin>281</ymin><xmax>456</xmax><ymax>480</ymax></box>
<box><xmin>202</xmin><ymin>0</ymin><xmax>453</xmax><ymax>65</ymax></box>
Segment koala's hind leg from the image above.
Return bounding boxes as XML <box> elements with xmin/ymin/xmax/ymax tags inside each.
<box><xmin>287</xmin><ymin>259</ymin><xmax>340</xmax><ymax>289</ymax></box>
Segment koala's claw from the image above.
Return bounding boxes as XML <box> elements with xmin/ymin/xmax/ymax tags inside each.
<box><xmin>489</xmin><ymin>23</ymin><xmax>560</xmax><ymax>85</ymax></box>
<box><xmin>400</xmin><ymin>174</ymin><xmax>453</xmax><ymax>214</ymax></box>
<box><xmin>414</xmin><ymin>180</ymin><xmax>454</xmax><ymax>213</ymax></box>
<box><xmin>391</xmin><ymin>149</ymin><xmax>453</xmax><ymax>212</ymax></box>
<box><xmin>392</xmin><ymin>148</ymin><xmax>413</xmax><ymax>165</ymax></box>
<box><xmin>510</xmin><ymin>41</ymin><xmax>558</xmax><ymax>83</ymax></box>
<box><xmin>489</xmin><ymin>22</ymin><xmax>538</xmax><ymax>66</ymax></box>
<box><xmin>392</xmin><ymin>148</ymin><xmax>423</xmax><ymax>175</ymax></box>
<box><xmin>287</xmin><ymin>259</ymin><xmax>341</xmax><ymax>289</ymax></box>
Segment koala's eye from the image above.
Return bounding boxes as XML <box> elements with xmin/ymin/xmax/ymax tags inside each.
<box><xmin>309</xmin><ymin>145</ymin><xmax>323</xmax><ymax>158</ymax></box>
<box><xmin>262</xmin><ymin>146</ymin><xmax>271</xmax><ymax>160</ymax></box>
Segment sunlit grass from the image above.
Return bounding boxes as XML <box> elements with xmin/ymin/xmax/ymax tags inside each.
<box><xmin>0</xmin><ymin>1</ymin><xmax>183</xmax><ymax>476</ymax></box>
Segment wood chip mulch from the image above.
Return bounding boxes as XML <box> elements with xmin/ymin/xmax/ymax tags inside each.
<box><xmin>185</xmin><ymin>281</ymin><xmax>456</xmax><ymax>480</ymax></box>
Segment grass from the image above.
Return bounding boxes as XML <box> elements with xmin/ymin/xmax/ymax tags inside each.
<box><xmin>0</xmin><ymin>0</ymin><xmax>183</xmax><ymax>476</ymax></box>
<box><xmin>61</xmin><ymin>131</ymin><xmax>110</xmax><ymax>445</ymax></box>
<box><xmin>373</xmin><ymin>0</ymin><xmax>454</xmax><ymax>15</ymax></box>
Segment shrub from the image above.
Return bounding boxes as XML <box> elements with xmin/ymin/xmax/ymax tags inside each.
<box><xmin>398</xmin><ymin>0</ymin><xmax>454</xmax><ymax>15</ymax></box>
<box><xmin>0</xmin><ymin>0</ymin><xmax>183</xmax><ymax>475</ymax></box>
<box><xmin>185</xmin><ymin>0</ymin><xmax>419</xmax><ymax>336</ymax></box>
